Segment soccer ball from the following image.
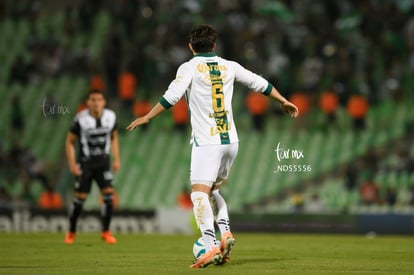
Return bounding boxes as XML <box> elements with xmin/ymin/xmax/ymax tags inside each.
<box><xmin>192</xmin><ymin>237</ymin><xmax>221</xmax><ymax>259</ymax></box>
<box><xmin>192</xmin><ymin>237</ymin><xmax>206</xmax><ymax>259</ymax></box>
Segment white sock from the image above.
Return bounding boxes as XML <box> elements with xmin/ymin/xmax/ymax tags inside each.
<box><xmin>211</xmin><ymin>189</ymin><xmax>231</xmax><ymax>236</ymax></box>
<box><xmin>191</xmin><ymin>191</ymin><xmax>217</xmax><ymax>251</ymax></box>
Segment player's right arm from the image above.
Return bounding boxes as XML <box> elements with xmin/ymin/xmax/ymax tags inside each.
<box><xmin>65</xmin><ymin>132</ymin><xmax>82</xmax><ymax>176</ymax></box>
<box><xmin>126</xmin><ymin>103</ymin><xmax>166</xmax><ymax>130</ymax></box>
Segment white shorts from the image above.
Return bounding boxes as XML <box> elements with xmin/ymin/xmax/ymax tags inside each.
<box><xmin>190</xmin><ymin>143</ymin><xmax>239</xmax><ymax>187</ymax></box>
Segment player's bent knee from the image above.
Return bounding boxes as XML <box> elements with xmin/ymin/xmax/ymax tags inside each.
<box><xmin>191</xmin><ymin>183</ymin><xmax>212</xmax><ymax>194</ymax></box>
<box><xmin>75</xmin><ymin>192</ymin><xmax>88</xmax><ymax>200</ymax></box>
<box><xmin>101</xmin><ymin>187</ymin><xmax>114</xmax><ymax>195</ymax></box>
<box><xmin>213</xmin><ymin>178</ymin><xmax>228</xmax><ymax>189</ymax></box>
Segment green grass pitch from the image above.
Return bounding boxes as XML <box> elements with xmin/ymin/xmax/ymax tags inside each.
<box><xmin>1</xmin><ymin>233</ymin><xmax>414</xmax><ymax>274</ymax></box>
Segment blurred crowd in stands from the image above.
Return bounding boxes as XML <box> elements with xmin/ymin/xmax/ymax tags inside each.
<box><xmin>3</xmin><ymin>0</ymin><xmax>414</xmax><ymax>120</ymax></box>
<box><xmin>0</xmin><ymin>93</ymin><xmax>63</xmax><ymax>209</ymax></box>
<box><xmin>1</xmin><ymin>0</ymin><xmax>414</xmax><ymax>210</ymax></box>
<box><xmin>101</xmin><ymin>0</ymin><xmax>413</xmax><ymax>133</ymax></box>
<box><xmin>6</xmin><ymin>0</ymin><xmax>96</xmax><ymax>86</ymax></box>
<box><xmin>348</xmin><ymin>138</ymin><xmax>414</xmax><ymax>208</ymax></box>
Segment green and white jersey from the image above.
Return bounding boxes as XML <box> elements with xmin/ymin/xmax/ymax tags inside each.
<box><xmin>160</xmin><ymin>52</ymin><xmax>272</xmax><ymax>146</ymax></box>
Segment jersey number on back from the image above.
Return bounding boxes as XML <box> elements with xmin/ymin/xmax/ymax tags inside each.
<box><xmin>212</xmin><ymin>83</ymin><xmax>224</xmax><ymax>112</ymax></box>
<box><xmin>207</xmin><ymin>62</ymin><xmax>230</xmax><ymax>143</ymax></box>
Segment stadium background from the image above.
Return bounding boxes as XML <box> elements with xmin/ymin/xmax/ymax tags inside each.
<box><xmin>0</xmin><ymin>0</ymin><xmax>413</xmax><ymax>234</ymax></box>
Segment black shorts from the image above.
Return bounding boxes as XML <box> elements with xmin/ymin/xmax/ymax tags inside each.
<box><xmin>74</xmin><ymin>157</ymin><xmax>113</xmax><ymax>193</ymax></box>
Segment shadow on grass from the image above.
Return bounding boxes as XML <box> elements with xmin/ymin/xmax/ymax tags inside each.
<box><xmin>216</xmin><ymin>257</ymin><xmax>298</xmax><ymax>266</ymax></box>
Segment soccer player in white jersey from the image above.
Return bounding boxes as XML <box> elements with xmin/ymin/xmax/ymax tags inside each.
<box><xmin>127</xmin><ymin>25</ymin><xmax>299</xmax><ymax>268</ymax></box>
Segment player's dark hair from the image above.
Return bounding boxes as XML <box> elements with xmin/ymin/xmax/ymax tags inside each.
<box><xmin>87</xmin><ymin>89</ymin><xmax>105</xmax><ymax>99</ymax></box>
<box><xmin>189</xmin><ymin>25</ymin><xmax>216</xmax><ymax>53</ymax></box>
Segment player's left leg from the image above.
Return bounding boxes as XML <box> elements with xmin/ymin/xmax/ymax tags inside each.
<box><xmin>96</xmin><ymin>168</ymin><xmax>116</xmax><ymax>244</ymax></box>
<box><xmin>211</xmin><ymin>184</ymin><xmax>231</xmax><ymax>236</ymax></box>
<box><xmin>212</xmin><ymin>186</ymin><xmax>235</xmax><ymax>265</ymax></box>
<box><xmin>99</xmin><ymin>187</ymin><xmax>116</xmax><ymax>244</ymax></box>
<box><xmin>212</xmin><ymin>142</ymin><xmax>238</xmax><ymax>264</ymax></box>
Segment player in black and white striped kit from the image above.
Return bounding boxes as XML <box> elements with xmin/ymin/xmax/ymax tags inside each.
<box><xmin>64</xmin><ymin>89</ymin><xmax>120</xmax><ymax>244</ymax></box>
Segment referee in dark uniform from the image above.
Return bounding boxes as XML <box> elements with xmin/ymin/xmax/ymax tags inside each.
<box><xmin>64</xmin><ymin>89</ymin><xmax>120</xmax><ymax>244</ymax></box>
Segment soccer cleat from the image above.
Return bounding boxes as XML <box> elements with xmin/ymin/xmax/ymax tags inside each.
<box><xmin>190</xmin><ymin>246</ymin><xmax>222</xmax><ymax>268</ymax></box>
<box><xmin>101</xmin><ymin>231</ymin><xmax>117</xmax><ymax>244</ymax></box>
<box><xmin>216</xmin><ymin>232</ymin><xmax>235</xmax><ymax>265</ymax></box>
<box><xmin>64</xmin><ymin>232</ymin><xmax>76</xmax><ymax>244</ymax></box>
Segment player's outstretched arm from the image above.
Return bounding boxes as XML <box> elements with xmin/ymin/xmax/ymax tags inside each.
<box><xmin>268</xmin><ymin>87</ymin><xmax>299</xmax><ymax>118</ymax></box>
<box><xmin>126</xmin><ymin>103</ymin><xmax>166</xmax><ymax>131</ymax></box>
